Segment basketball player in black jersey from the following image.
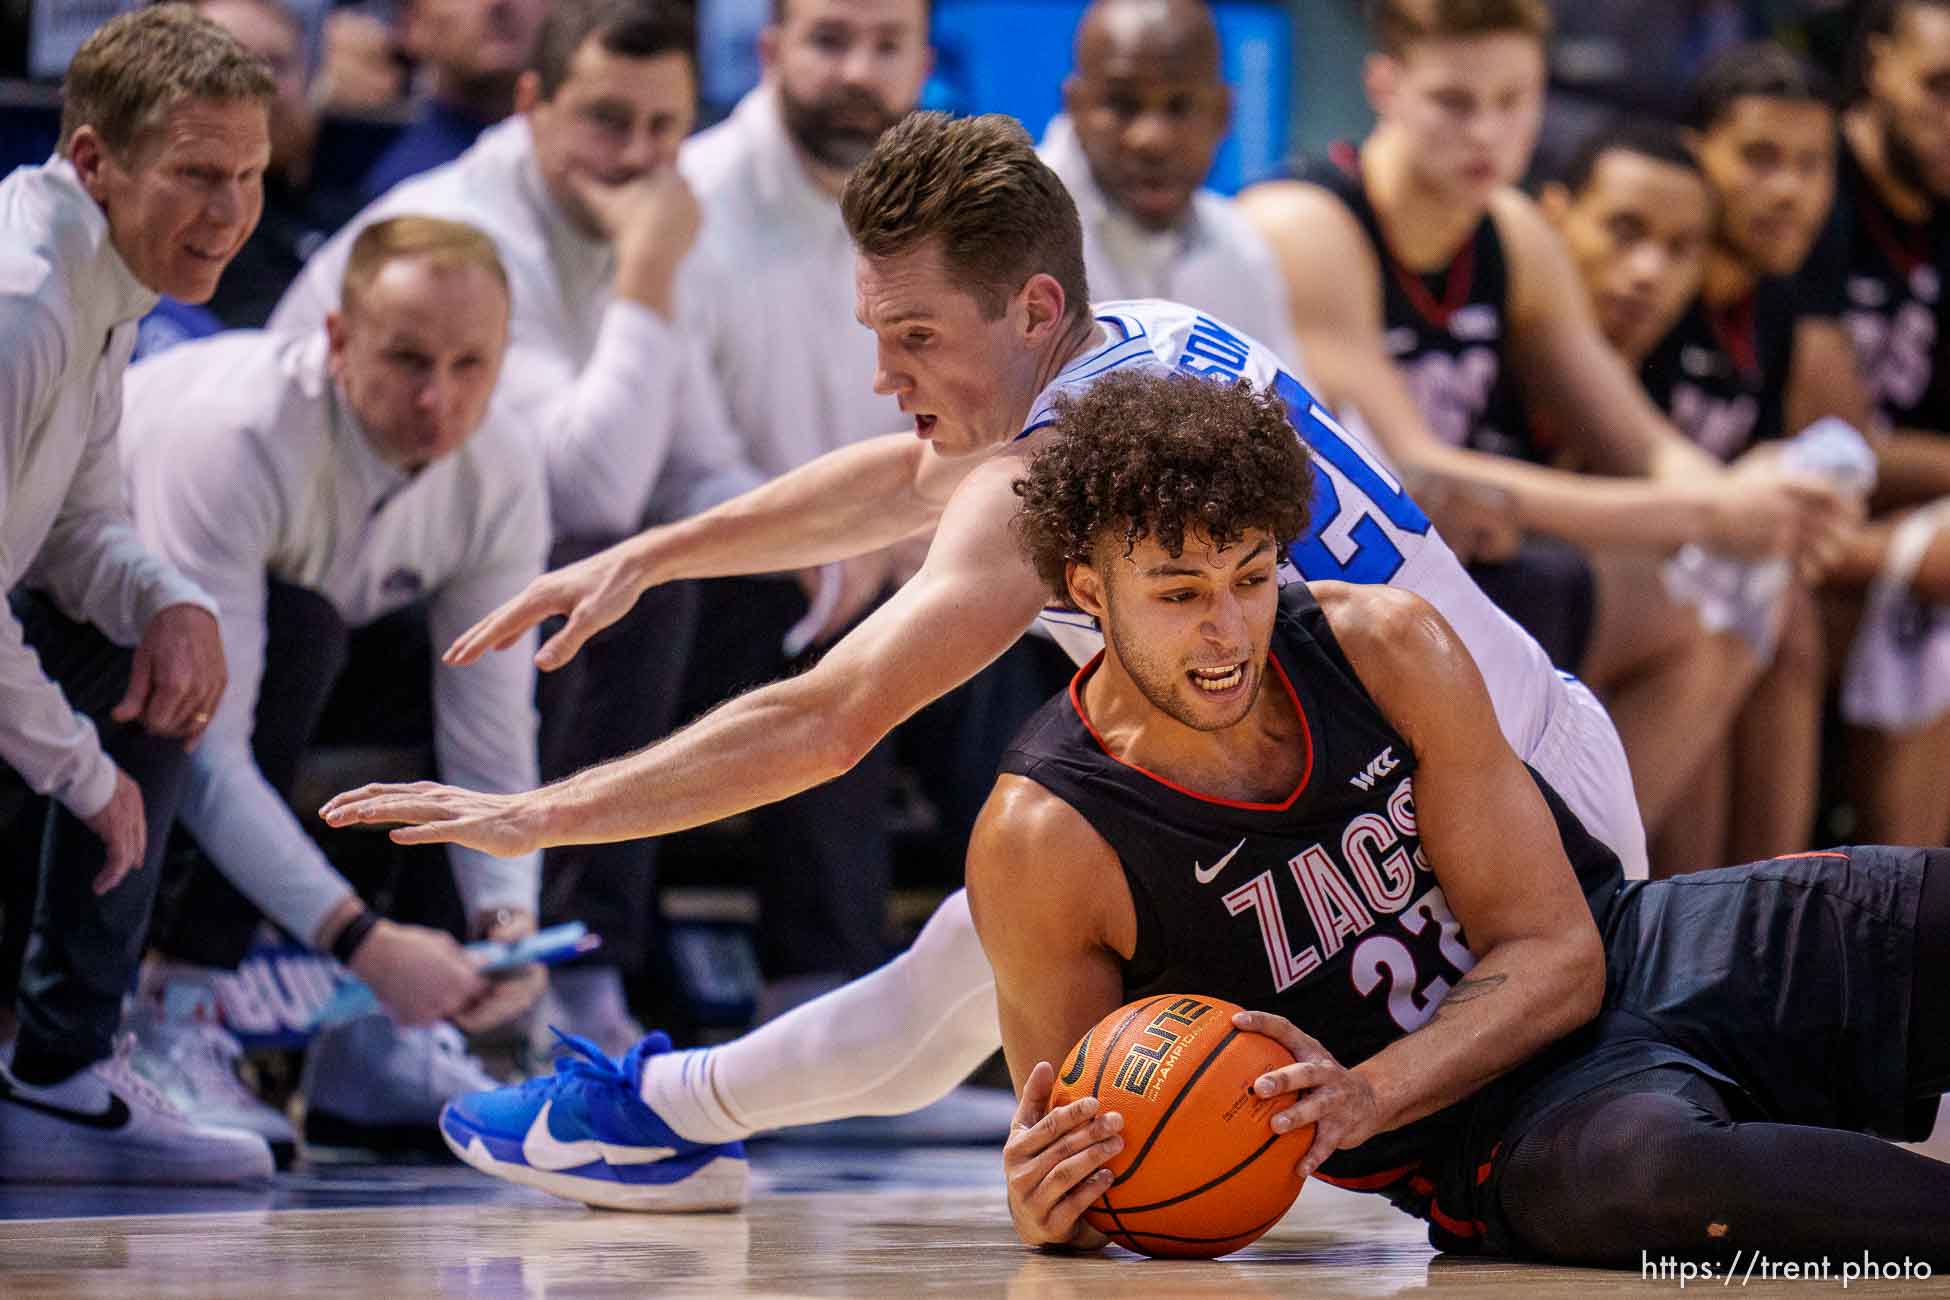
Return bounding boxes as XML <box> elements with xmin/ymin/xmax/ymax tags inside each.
<box><xmin>1667</xmin><ymin>47</ymin><xmax>1868</xmax><ymax>457</ymax></box>
<box><xmin>1820</xmin><ymin>0</ymin><xmax>1950</xmax><ymax>451</ymax></box>
<box><xmin>1548</xmin><ymin>57</ymin><xmax>1864</xmax><ymax>874</ymax></box>
<box><xmin>1554</xmin><ymin>80</ymin><xmax>1950</xmax><ymax>868</ymax></box>
<box><xmin>1802</xmin><ymin>0</ymin><xmax>1950</xmax><ymax>844</ymax></box>
<box><xmin>1542</xmin><ymin>122</ymin><xmax>1713</xmax><ymax>387</ymax></box>
<box><xmin>975</xmin><ymin>370</ymin><xmax>1950</xmax><ymax>1265</ymax></box>
<box><xmin>1234</xmin><ymin>0</ymin><xmax>1855</xmax><ymax>874</ymax></box>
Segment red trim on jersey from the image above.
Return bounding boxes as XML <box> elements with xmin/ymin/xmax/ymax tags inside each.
<box><xmin>1859</xmin><ymin>189</ymin><xmax>1932</xmax><ymax>281</ymax></box>
<box><xmin>1331</xmin><ymin>139</ymin><xmax>1479</xmax><ymax>329</ymax></box>
<box><xmin>1706</xmin><ymin>294</ymin><xmax>1761</xmax><ymax>387</ymax></box>
<box><xmin>1387</xmin><ymin>240</ymin><xmax>1477</xmax><ymax>331</ymax></box>
<box><xmin>1313</xmin><ymin>1162</ymin><xmax>1417</xmax><ymax>1192</ymax></box>
<box><xmin>1428</xmin><ymin>1199</ymin><xmax>1481</xmax><ymax>1238</ymax></box>
<box><xmin>1066</xmin><ymin>649</ymin><xmax>1315</xmax><ymax>811</ymax></box>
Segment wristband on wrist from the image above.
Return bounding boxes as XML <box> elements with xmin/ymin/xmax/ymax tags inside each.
<box><xmin>329</xmin><ymin>906</ymin><xmax>381</xmax><ymax>964</ymax></box>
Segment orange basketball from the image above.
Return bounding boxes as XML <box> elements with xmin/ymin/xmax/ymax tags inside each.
<box><xmin>1048</xmin><ymin>993</ymin><xmax>1311</xmax><ymax>1259</ymax></box>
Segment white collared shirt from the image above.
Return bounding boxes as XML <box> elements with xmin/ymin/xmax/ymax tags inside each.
<box><xmin>678</xmin><ymin>85</ymin><xmax>903</xmax><ymax>475</ymax></box>
<box><xmin>270</xmin><ymin>116</ymin><xmax>763</xmax><ymax>539</ymax></box>
<box><xmin>122</xmin><ymin>330</ymin><xmax>546</xmax><ymax>943</ymax></box>
<box><xmin>1039</xmin><ymin>116</ymin><xmax>1302</xmax><ymax>369</ymax></box>
<box><xmin>0</xmin><ymin>157</ymin><xmax>216</xmax><ymax>818</ymax></box>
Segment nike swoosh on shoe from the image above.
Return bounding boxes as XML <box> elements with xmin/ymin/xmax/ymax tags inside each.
<box><xmin>0</xmin><ymin>1081</ymin><xmax>132</xmax><ymax>1131</ymax></box>
<box><xmin>520</xmin><ymin>1100</ymin><xmax>678</xmax><ymax>1171</ymax></box>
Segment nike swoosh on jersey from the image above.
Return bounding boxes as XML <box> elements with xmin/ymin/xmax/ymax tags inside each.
<box><xmin>0</xmin><ymin>1084</ymin><xmax>132</xmax><ymax>1131</ymax></box>
<box><xmin>520</xmin><ymin>1101</ymin><xmax>678</xmax><ymax>1171</ymax></box>
<box><xmin>1193</xmin><ymin>837</ymin><xmax>1248</xmax><ymax>885</ymax></box>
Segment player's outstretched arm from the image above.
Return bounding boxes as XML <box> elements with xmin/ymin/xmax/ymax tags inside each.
<box><xmin>968</xmin><ymin>774</ymin><xmax>1131</xmax><ymax>1251</ymax></box>
<box><xmin>444</xmin><ymin>430</ymin><xmax>990</xmax><ymax>669</ymax></box>
<box><xmin>1244</xmin><ymin>585</ymin><xmax>1607</xmax><ymax>1161</ymax></box>
<box><xmin>324</xmin><ymin>459</ymin><xmax>1048</xmax><ymax>852</ymax></box>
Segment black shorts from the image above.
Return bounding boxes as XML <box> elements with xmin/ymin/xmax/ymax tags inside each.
<box><xmin>1409</xmin><ymin>846</ymin><xmax>1935</xmax><ymax>1255</ymax></box>
<box><xmin>1465</xmin><ymin>536</ymin><xmax>1596</xmax><ymax>674</ymax></box>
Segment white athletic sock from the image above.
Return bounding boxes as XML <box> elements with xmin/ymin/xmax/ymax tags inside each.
<box><xmin>640</xmin><ymin>890</ymin><xmax>1002</xmax><ymax>1143</ymax></box>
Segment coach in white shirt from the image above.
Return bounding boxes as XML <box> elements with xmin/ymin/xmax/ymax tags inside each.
<box><xmin>1040</xmin><ymin>0</ymin><xmax>1299</xmax><ymax>366</ymax></box>
<box><xmin>271</xmin><ymin>0</ymin><xmax>772</xmax><ymax>1048</ymax></box>
<box><xmin>0</xmin><ymin>7</ymin><xmax>275</xmax><ymax>1185</ymax></box>
<box><xmin>272</xmin><ymin>2</ymin><xmax>756</xmax><ymax>540</ymax></box>
<box><xmin>125</xmin><ymin>216</ymin><xmax>546</xmax><ymax>1029</ymax></box>
<box><xmin>672</xmin><ymin>0</ymin><xmax>939</xmax><ymax>1012</ymax></box>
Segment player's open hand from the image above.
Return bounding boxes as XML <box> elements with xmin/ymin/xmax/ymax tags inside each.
<box><xmin>1233</xmin><ymin>1009</ymin><xmax>1382</xmax><ymax>1181</ymax></box>
<box><xmin>1003</xmin><ymin>1060</ymin><xmax>1120</xmax><ymax>1251</ymax></box>
<box><xmin>445</xmin><ymin>541</ymin><xmax>644</xmax><ymax>671</ymax></box>
<box><xmin>319</xmin><ymin>781</ymin><xmax>544</xmax><ymax>857</ymax></box>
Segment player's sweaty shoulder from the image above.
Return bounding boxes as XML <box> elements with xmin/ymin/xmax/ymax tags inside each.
<box><xmin>969</xmin><ymin>772</ymin><xmax>1125</xmax><ymax>943</ymax></box>
<box><xmin>1312</xmin><ymin>582</ymin><xmax>1454</xmax><ymax>684</ymax></box>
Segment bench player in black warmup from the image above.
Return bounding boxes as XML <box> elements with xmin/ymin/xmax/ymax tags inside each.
<box><xmin>1808</xmin><ymin>0</ymin><xmax>1950</xmax><ymax>845</ymax></box>
<box><xmin>1546</xmin><ymin>57</ymin><xmax>1860</xmax><ymax>874</ymax></box>
<box><xmin>971</xmin><ymin>370</ymin><xmax>1950</xmax><ymax>1265</ymax></box>
<box><xmin>1234</xmin><ymin>0</ymin><xmax>1852</xmax><ymax>872</ymax></box>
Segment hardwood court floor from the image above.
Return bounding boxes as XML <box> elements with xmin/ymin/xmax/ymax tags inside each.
<box><xmin>2</xmin><ymin>1142</ymin><xmax>1946</xmax><ymax>1298</ymax></box>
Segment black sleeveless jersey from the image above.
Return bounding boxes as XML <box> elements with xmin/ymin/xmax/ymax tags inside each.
<box><xmin>1640</xmin><ymin>279</ymin><xmax>1803</xmax><ymax>461</ymax></box>
<box><xmin>1292</xmin><ymin>143</ymin><xmax>1539</xmax><ymax>462</ymax></box>
<box><xmin>997</xmin><ymin>584</ymin><xmax>1624</xmax><ymax>1228</ymax></box>
<box><xmin>1804</xmin><ymin>138</ymin><xmax>1950</xmax><ymax>432</ymax></box>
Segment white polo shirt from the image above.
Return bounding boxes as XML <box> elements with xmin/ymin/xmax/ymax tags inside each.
<box><xmin>269</xmin><ymin>116</ymin><xmax>763</xmax><ymax>539</ymax></box>
<box><xmin>678</xmin><ymin>84</ymin><xmax>903</xmax><ymax>476</ymax></box>
<box><xmin>122</xmin><ymin>330</ymin><xmax>546</xmax><ymax>945</ymax></box>
<box><xmin>0</xmin><ymin>157</ymin><xmax>216</xmax><ymax>819</ymax></box>
<box><xmin>1039</xmin><ymin>115</ymin><xmax>1302</xmax><ymax>368</ymax></box>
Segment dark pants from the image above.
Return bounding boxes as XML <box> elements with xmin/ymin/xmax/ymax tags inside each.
<box><xmin>536</xmin><ymin>537</ymin><xmax>701</xmax><ymax>975</ymax></box>
<box><xmin>680</xmin><ymin>575</ymin><xmax>894</xmax><ymax>980</ymax></box>
<box><xmin>0</xmin><ymin>591</ymin><xmax>186</xmax><ymax>1079</ymax></box>
<box><xmin>150</xmin><ymin>581</ymin><xmax>461</xmax><ymax>969</ymax></box>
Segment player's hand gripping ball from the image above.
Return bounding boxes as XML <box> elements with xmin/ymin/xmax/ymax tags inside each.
<box><xmin>1049</xmin><ymin>993</ymin><xmax>1312</xmax><ymax>1258</ymax></box>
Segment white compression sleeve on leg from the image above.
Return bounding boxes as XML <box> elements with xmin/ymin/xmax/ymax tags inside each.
<box><xmin>641</xmin><ymin>890</ymin><xmax>1000</xmax><ymax>1143</ymax></box>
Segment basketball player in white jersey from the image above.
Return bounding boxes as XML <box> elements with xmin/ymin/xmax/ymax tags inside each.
<box><xmin>321</xmin><ymin>111</ymin><xmax>1649</xmax><ymax>1211</ymax></box>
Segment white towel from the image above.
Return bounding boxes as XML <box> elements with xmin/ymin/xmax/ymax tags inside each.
<box><xmin>1842</xmin><ymin>500</ymin><xmax>1950</xmax><ymax>734</ymax></box>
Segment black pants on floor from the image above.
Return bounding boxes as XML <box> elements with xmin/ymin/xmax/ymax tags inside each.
<box><xmin>1496</xmin><ymin>847</ymin><xmax>1950</xmax><ymax>1267</ymax></box>
<box><xmin>149</xmin><ymin>581</ymin><xmax>461</xmax><ymax>969</ymax></box>
<box><xmin>0</xmin><ymin>592</ymin><xmax>187</xmax><ymax>1080</ymax></box>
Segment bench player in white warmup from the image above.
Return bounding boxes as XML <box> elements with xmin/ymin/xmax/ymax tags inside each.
<box><xmin>322</xmin><ymin>112</ymin><xmax>1829</xmax><ymax>1211</ymax></box>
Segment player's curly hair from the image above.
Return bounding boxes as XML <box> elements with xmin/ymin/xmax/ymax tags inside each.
<box><xmin>1013</xmin><ymin>371</ymin><xmax>1314</xmax><ymax>607</ymax></box>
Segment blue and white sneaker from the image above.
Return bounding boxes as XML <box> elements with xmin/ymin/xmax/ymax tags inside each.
<box><xmin>440</xmin><ymin>1029</ymin><xmax>749</xmax><ymax>1211</ymax></box>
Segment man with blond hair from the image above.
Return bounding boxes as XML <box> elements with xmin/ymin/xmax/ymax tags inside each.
<box><xmin>0</xmin><ymin>5</ymin><xmax>275</xmax><ymax>1184</ymax></box>
<box><xmin>121</xmin><ymin>216</ymin><xmax>551</xmax><ymax>1158</ymax></box>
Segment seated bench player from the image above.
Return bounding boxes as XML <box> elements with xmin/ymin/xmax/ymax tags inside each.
<box><xmin>976</xmin><ymin>368</ymin><xmax>1950</xmax><ymax>1265</ymax></box>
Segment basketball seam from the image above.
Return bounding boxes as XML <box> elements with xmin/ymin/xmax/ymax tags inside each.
<box><xmin>1107</xmin><ymin>1203</ymin><xmax>1290</xmax><ymax>1247</ymax></box>
<box><xmin>1108</xmin><ymin>1026</ymin><xmax>1240</xmax><ymax>1189</ymax></box>
<box><xmin>1109</xmin><ymin>1129</ymin><xmax>1287</xmax><ymax>1215</ymax></box>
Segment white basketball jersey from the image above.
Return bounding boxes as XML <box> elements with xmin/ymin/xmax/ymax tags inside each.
<box><xmin>1026</xmin><ymin>299</ymin><xmax>1561</xmax><ymax>762</ymax></box>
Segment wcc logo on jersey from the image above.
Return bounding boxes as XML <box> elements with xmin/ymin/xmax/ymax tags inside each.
<box><xmin>1113</xmin><ymin>997</ymin><xmax>1215</xmax><ymax>1100</ymax></box>
<box><xmin>1349</xmin><ymin>746</ymin><xmax>1401</xmax><ymax>791</ymax></box>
